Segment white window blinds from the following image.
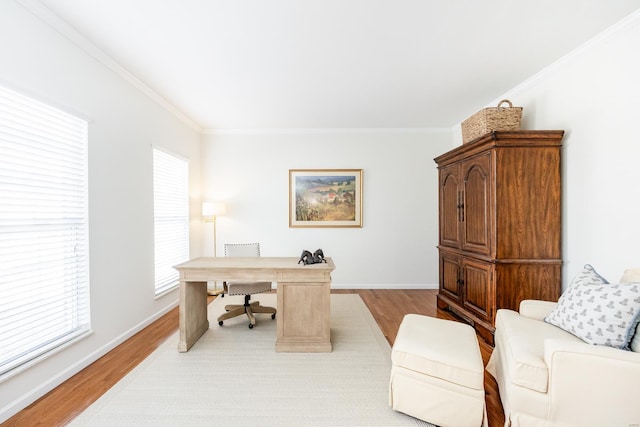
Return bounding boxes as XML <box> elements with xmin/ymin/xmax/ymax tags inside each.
<box><xmin>0</xmin><ymin>86</ymin><xmax>89</xmax><ymax>377</ymax></box>
<box><xmin>153</xmin><ymin>149</ymin><xmax>189</xmax><ymax>295</ymax></box>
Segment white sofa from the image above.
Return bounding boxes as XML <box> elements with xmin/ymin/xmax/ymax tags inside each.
<box><xmin>486</xmin><ymin>267</ymin><xmax>640</xmax><ymax>427</ymax></box>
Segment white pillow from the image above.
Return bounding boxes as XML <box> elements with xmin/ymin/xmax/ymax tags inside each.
<box><xmin>545</xmin><ymin>264</ymin><xmax>640</xmax><ymax>349</ymax></box>
<box><xmin>545</xmin><ymin>281</ymin><xmax>640</xmax><ymax>349</ymax></box>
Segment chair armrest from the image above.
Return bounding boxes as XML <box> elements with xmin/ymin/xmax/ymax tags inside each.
<box><xmin>543</xmin><ymin>339</ymin><xmax>640</xmax><ymax>426</ymax></box>
<box><xmin>518</xmin><ymin>300</ymin><xmax>557</xmax><ymax>320</ymax></box>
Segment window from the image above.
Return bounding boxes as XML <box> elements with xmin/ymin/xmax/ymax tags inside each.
<box><xmin>153</xmin><ymin>148</ymin><xmax>189</xmax><ymax>295</ymax></box>
<box><xmin>0</xmin><ymin>86</ymin><xmax>89</xmax><ymax>378</ymax></box>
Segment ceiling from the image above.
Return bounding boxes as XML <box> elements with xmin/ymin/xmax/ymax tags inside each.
<box><xmin>33</xmin><ymin>0</ymin><xmax>640</xmax><ymax>131</ymax></box>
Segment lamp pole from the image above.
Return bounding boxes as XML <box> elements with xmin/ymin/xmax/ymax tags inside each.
<box><xmin>212</xmin><ymin>214</ymin><xmax>218</xmax><ymax>257</ymax></box>
<box><xmin>202</xmin><ymin>201</ymin><xmax>226</xmax><ymax>295</ymax></box>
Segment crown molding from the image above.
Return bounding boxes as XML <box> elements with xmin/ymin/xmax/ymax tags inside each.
<box><xmin>203</xmin><ymin>127</ymin><xmax>451</xmax><ymax>135</ymax></box>
<box><xmin>15</xmin><ymin>0</ymin><xmax>203</xmax><ymax>133</ymax></box>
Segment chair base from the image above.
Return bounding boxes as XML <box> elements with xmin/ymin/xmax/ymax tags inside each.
<box><xmin>217</xmin><ymin>295</ymin><xmax>276</xmax><ymax>328</ymax></box>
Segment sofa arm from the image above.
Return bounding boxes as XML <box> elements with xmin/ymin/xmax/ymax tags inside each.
<box><xmin>518</xmin><ymin>299</ymin><xmax>557</xmax><ymax>321</ymax></box>
<box><xmin>543</xmin><ymin>339</ymin><xmax>640</xmax><ymax>426</ymax></box>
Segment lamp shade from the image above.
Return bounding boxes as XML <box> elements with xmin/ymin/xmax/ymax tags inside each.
<box><xmin>202</xmin><ymin>201</ymin><xmax>226</xmax><ymax>218</ymax></box>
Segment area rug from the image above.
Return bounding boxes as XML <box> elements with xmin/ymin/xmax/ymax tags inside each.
<box><xmin>70</xmin><ymin>294</ymin><xmax>433</xmax><ymax>426</ymax></box>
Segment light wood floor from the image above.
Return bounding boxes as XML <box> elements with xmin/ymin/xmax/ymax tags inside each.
<box><xmin>4</xmin><ymin>289</ymin><xmax>505</xmax><ymax>427</ymax></box>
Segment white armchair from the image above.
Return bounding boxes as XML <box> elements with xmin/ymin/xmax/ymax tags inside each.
<box><xmin>487</xmin><ymin>268</ymin><xmax>640</xmax><ymax>427</ymax></box>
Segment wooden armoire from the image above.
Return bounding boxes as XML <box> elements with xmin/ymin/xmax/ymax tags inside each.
<box><xmin>434</xmin><ymin>130</ymin><xmax>564</xmax><ymax>343</ymax></box>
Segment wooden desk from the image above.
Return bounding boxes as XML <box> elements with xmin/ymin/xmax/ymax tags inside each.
<box><xmin>174</xmin><ymin>257</ymin><xmax>335</xmax><ymax>353</ymax></box>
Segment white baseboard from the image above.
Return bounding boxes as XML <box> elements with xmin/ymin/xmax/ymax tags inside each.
<box><xmin>330</xmin><ymin>283</ymin><xmax>438</xmax><ymax>290</ymax></box>
<box><xmin>270</xmin><ymin>283</ymin><xmax>438</xmax><ymax>290</ymax></box>
<box><xmin>0</xmin><ymin>299</ymin><xmax>179</xmax><ymax>424</ymax></box>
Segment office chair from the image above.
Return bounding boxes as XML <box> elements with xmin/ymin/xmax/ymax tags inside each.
<box><xmin>217</xmin><ymin>243</ymin><xmax>277</xmax><ymax>329</ymax></box>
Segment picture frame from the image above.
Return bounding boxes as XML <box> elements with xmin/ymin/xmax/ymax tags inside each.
<box><xmin>289</xmin><ymin>169</ymin><xmax>363</xmax><ymax>228</ymax></box>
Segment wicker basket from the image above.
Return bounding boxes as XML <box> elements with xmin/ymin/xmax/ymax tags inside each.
<box><xmin>461</xmin><ymin>99</ymin><xmax>523</xmax><ymax>143</ymax></box>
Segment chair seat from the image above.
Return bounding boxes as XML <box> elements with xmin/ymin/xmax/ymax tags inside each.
<box><xmin>226</xmin><ymin>281</ymin><xmax>272</xmax><ymax>296</ymax></box>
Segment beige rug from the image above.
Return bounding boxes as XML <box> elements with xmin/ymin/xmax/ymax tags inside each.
<box><xmin>70</xmin><ymin>294</ymin><xmax>433</xmax><ymax>426</ymax></box>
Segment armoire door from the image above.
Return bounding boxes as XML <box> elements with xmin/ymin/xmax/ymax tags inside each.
<box><xmin>439</xmin><ymin>251</ymin><xmax>462</xmax><ymax>303</ymax></box>
<box><xmin>439</xmin><ymin>163</ymin><xmax>461</xmax><ymax>249</ymax></box>
<box><xmin>462</xmin><ymin>257</ymin><xmax>494</xmax><ymax>324</ymax></box>
<box><xmin>461</xmin><ymin>152</ymin><xmax>492</xmax><ymax>256</ymax></box>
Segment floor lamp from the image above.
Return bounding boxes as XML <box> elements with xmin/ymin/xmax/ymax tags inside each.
<box><xmin>202</xmin><ymin>201</ymin><xmax>226</xmax><ymax>295</ymax></box>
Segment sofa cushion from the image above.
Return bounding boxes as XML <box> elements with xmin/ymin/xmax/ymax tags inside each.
<box><xmin>545</xmin><ymin>280</ymin><xmax>640</xmax><ymax>349</ymax></box>
<box><xmin>620</xmin><ymin>268</ymin><xmax>640</xmax><ymax>283</ymax></box>
<box><xmin>495</xmin><ymin>309</ymin><xmax>584</xmax><ymax>393</ymax></box>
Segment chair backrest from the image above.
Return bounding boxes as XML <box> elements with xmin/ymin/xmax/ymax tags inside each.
<box><xmin>224</xmin><ymin>243</ymin><xmax>261</xmax><ymax>257</ymax></box>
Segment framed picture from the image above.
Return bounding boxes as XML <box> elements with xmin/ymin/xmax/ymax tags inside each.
<box><xmin>289</xmin><ymin>169</ymin><xmax>363</xmax><ymax>228</ymax></box>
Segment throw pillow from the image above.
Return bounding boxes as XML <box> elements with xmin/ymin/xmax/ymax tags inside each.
<box><xmin>567</xmin><ymin>264</ymin><xmax>609</xmax><ymax>288</ymax></box>
<box><xmin>545</xmin><ymin>281</ymin><xmax>640</xmax><ymax>349</ymax></box>
<box><xmin>544</xmin><ymin>264</ymin><xmax>609</xmax><ymax>335</ymax></box>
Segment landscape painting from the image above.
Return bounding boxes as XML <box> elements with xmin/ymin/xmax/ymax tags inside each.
<box><xmin>289</xmin><ymin>169</ymin><xmax>363</xmax><ymax>228</ymax></box>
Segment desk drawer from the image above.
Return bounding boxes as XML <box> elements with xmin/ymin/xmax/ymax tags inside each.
<box><xmin>278</xmin><ymin>271</ymin><xmax>331</xmax><ymax>283</ymax></box>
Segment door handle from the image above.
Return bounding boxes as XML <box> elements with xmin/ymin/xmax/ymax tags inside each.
<box><xmin>457</xmin><ymin>191</ymin><xmax>464</xmax><ymax>222</ymax></box>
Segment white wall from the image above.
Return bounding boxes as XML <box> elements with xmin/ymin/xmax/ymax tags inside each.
<box><xmin>0</xmin><ymin>1</ymin><xmax>202</xmax><ymax>421</ymax></box>
<box><xmin>202</xmin><ymin>130</ymin><xmax>451</xmax><ymax>286</ymax></box>
<box><xmin>455</xmin><ymin>11</ymin><xmax>640</xmax><ymax>286</ymax></box>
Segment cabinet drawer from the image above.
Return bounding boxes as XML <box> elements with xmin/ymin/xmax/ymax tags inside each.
<box><xmin>278</xmin><ymin>271</ymin><xmax>331</xmax><ymax>283</ymax></box>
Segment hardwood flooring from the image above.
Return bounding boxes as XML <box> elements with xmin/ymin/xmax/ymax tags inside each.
<box><xmin>3</xmin><ymin>289</ymin><xmax>505</xmax><ymax>427</ymax></box>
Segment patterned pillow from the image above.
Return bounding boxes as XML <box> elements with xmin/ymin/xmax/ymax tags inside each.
<box><xmin>545</xmin><ymin>280</ymin><xmax>640</xmax><ymax>349</ymax></box>
<box><xmin>544</xmin><ymin>264</ymin><xmax>608</xmax><ymax>322</ymax></box>
<box><xmin>566</xmin><ymin>264</ymin><xmax>609</xmax><ymax>288</ymax></box>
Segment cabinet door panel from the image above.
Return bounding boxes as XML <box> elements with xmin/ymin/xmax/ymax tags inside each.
<box><xmin>439</xmin><ymin>164</ymin><xmax>461</xmax><ymax>248</ymax></box>
<box><xmin>462</xmin><ymin>152</ymin><xmax>492</xmax><ymax>256</ymax></box>
<box><xmin>439</xmin><ymin>252</ymin><xmax>461</xmax><ymax>302</ymax></box>
<box><xmin>462</xmin><ymin>258</ymin><xmax>494</xmax><ymax>323</ymax></box>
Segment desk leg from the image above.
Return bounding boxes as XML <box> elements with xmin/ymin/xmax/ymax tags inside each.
<box><xmin>178</xmin><ymin>280</ymin><xmax>209</xmax><ymax>352</ymax></box>
<box><xmin>276</xmin><ymin>281</ymin><xmax>332</xmax><ymax>352</ymax></box>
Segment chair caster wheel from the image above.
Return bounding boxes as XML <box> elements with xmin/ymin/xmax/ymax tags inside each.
<box><xmin>248</xmin><ymin>323</ymin><xmax>254</xmax><ymax>329</ymax></box>
<box><xmin>218</xmin><ymin>321</ymin><xmax>223</xmax><ymax>326</ymax></box>
<box><xmin>271</xmin><ymin>314</ymin><xmax>276</xmax><ymax>319</ymax></box>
